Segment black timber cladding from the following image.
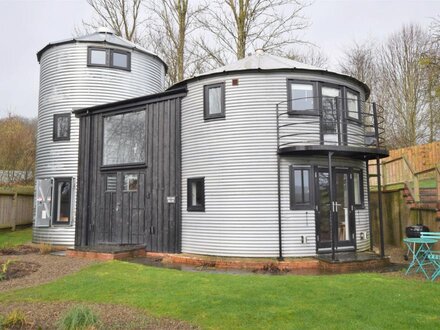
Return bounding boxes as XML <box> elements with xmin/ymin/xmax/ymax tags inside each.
<box><xmin>75</xmin><ymin>89</ymin><xmax>186</xmax><ymax>253</ymax></box>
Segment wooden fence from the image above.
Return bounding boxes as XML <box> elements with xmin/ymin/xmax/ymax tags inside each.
<box><xmin>0</xmin><ymin>192</ymin><xmax>33</xmax><ymax>230</ymax></box>
<box><xmin>369</xmin><ymin>142</ymin><xmax>440</xmax><ymax>201</ymax></box>
<box><xmin>386</xmin><ymin>141</ymin><xmax>440</xmax><ymax>173</ymax></box>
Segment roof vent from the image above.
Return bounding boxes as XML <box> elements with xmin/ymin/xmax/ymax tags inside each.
<box><xmin>255</xmin><ymin>49</ymin><xmax>265</xmax><ymax>55</ymax></box>
<box><xmin>96</xmin><ymin>26</ymin><xmax>114</xmax><ymax>34</ymax></box>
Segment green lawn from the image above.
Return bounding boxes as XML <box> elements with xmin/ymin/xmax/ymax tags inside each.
<box><xmin>1</xmin><ymin>261</ymin><xmax>439</xmax><ymax>329</ymax></box>
<box><xmin>0</xmin><ymin>227</ymin><xmax>32</xmax><ymax>248</ymax></box>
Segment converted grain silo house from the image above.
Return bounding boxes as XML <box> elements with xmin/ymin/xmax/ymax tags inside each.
<box><xmin>71</xmin><ymin>47</ymin><xmax>388</xmax><ymax>259</ymax></box>
<box><xmin>33</xmin><ymin>28</ymin><xmax>167</xmax><ymax>246</ymax></box>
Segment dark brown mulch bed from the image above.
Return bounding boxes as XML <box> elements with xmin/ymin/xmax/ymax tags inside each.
<box><xmin>0</xmin><ymin>245</ymin><xmax>40</xmax><ymax>256</ymax></box>
<box><xmin>0</xmin><ymin>302</ymin><xmax>199</xmax><ymax>330</ymax></box>
<box><xmin>0</xmin><ymin>261</ymin><xmax>40</xmax><ymax>281</ymax></box>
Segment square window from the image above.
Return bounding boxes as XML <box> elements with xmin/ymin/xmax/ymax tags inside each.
<box><xmin>289</xmin><ymin>83</ymin><xmax>315</xmax><ymax>113</ymax></box>
<box><xmin>53</xmin><ymin>113</ymin><xmax>70</xmax><ymax>141</ymax></box>
<box><xmin>124</xmin><ymin>174</ymin><xmax>138</xmax><ymax>191</ymax></box>
<box><xmin>290</xmin><ymin>166</ymin><xmax>313</xmax><ymax>210</ymax></box>
<box><xmin>347</xmin><ymin>90</ymin><xmax>360</xmax><ymax>120</ymax></box>
<box><xmin>90</xmin><ymin>49</ymin><xmax>107</xmax><ymax>65</ymax></box>
<box><xmin>53</xmin><ymin>178</ymin><xmax>72</xmax><ymax>225</ymax></box>
<box><xmin>187</xmin><ymin>178</ymin><xmax>205</xmax><ymax>211</ymax></box>
<box><xmin>204</xmin><ymin>83</ymin><xmax>225</xmax><ymax>119</ymax></box>
<box><xmin>102</xmin><ymin>111</ymin><xmax>146</xmax><ymax>166</ymax></box>
<box><xmin>112</xmin><ymin>51</ymin><xmax>129</xmax><ymax>69</ymax></box>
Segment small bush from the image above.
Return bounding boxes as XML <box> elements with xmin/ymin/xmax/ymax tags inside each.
<box><xmin>3</xmin><ymin>309</ymin><xmax>28</xmax><ymax>328</ymax></box>
<box><xmin>58</xmin><ymin>305</ymin><xmax>100</xmax><ymax>330</ymax></box>
<box><xmin>38</xmin><ymin>243</ymin><xmax>54</xmax><ymax>255</ymax></box>
<box><xmin>0</xmin><ymin>259</ymin><xmax>14</xmax><ymax>281</ymax></box>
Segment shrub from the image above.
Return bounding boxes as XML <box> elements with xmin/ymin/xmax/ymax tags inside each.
<box><xmin>0</xmin><ymin>259</ymin><xmax>14</xmax><ymax>281</ymax></box>
<box><xmin>3</xmin><ymin>309</ymin><xmax>28</xmax><ymax>328</ymax></box>
<box><xmin>57</xmin><ymin>305</ymin><xmax>100</xmax><ymax>330</ymax></box>
<box><xmin>38</xmin><ymin>243</ymin><xmax>54</xmax><ymax>255</ymax></box>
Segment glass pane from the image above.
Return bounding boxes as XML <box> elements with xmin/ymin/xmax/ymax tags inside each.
<box><xmin>103</xmin><ymin>111</ymin><xmax>146</xmax><ymax>165</ymax></box>
<box><xmin>303</xmin><ymin>170</ymin><xmax>310</xmax><ymax>203</ymax></box>
<box><xmin>124</xmin><ymin>174</ymin><xmax>138</xmax><ymax>191</ymax></box>
<box><xmin>208</xmin><ymin>87</ymin><xmax>222</xmax><ymax>114</ymax></box>
<box><xmin>196</xmin><ymin>181</ymin><xmax>204</xmax><ymax>206</ymax></box>
<box><xmin>322</xmin><ymin>87</ymin><xmax>341</xmax><ymax>143</ymax></box>
<box><xmin>335</xmin><ymin>173</ymin><xmax>350</xmax><ymax>241</ymax></box>
<box><xmin>347</xmin><ymin>91</ymin><xmax>359</xmax><ymax>119</ymax></box>
<box><xmin>57</xmin><ymin>180</ymin><xmax>71</xmax><ymax>223</ymax></box>
<box><xmin>294</xmin><ymin>170</ymin><xmax>303</xmax><ymax>203</ymax></box>
<box><xmin>113</xmin><ymin>52</ymin><xmax>128</xmax><ymax>68</ymax></box>
<box><xmin>291</xmin><ymin>83</ymin><xmax>314</xmax><ymax>111</ymax></box>
<box><xmin>90</xmin><ymin>49</ymin><xmax>107</xmax><ymax>65</ymax></box>
<box><xmin>191</xmin><ymin>182</ymin><xmax>198</xmax><ymax>206</ymax></box>
<box><xmin>318</xmin><ymin>172</ymin><xmax>331</xmax><ymax>242</ymax></box>
<box><xmin>354</xmin><ymin>172</ymin><xmax>361</xmax><ymax>205</ymax></box>
<box><xmin>56</xmin><ymin>115</ymin><xmax>69</xmax><ymax>138</ymax></box>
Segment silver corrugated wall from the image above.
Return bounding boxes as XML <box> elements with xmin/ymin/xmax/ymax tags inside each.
<box><xmin>34</xmin><ymin>42</ymin><xmax>165</xmax><ymax>246</ymax></box>
<box><xmin>181</xmin><ymin>71</ymin><xmax>371</xmax><ymax>257</ymax></box>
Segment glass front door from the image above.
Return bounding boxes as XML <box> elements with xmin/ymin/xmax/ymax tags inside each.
<box><xmin>316</xmin><ymin>168</ymin><xmax>355</xmax><ymax>250</ymax></box>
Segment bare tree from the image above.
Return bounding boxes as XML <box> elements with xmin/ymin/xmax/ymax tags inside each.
<box><xmin>79</xmin><ymin>0</ymin><xmax>145</xmax><ymax>43</ymax></box>
<box><xmin>339</xmin><ymin>41</ymin><xmax>378</xmax><ymax>95</ymax></box>
<box><xmin>148</xmin><ymin>0</ymin><xmax>205</xmax><ymax>84</ymax></box>
<box><xmin>286</xmin><ymin>47</ymin><xmax>329</xmax><ymax>69</ymax></box>
<box><xmin>377</xmin><ymin>24</ymin><xmax>431</xmax><ymax>147</ymax></box>
<box><xmin>196</xmin><ymin>0</ymin><xmax>310</xmax><ymax>67</ymax></box>
<box><xmin>0</xmin><ymin>114</ymin><xmax>36</xmax><ymax>185</ymax></box>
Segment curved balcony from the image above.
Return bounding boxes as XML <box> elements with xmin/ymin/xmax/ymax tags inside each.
<box><xmin>276</xmin><ymin>96</ymin><xmax>389</xmax><ymax>160</ymax></box>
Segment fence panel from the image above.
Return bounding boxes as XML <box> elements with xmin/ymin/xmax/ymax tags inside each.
<box><xmin>0</xmin><ymin>193</ymin><xmax>33</xmax><ymax>229</ymax></box>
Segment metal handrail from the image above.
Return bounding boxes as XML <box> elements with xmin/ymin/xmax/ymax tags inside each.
<box><xmin>276</xmin><ymin>96</ymin><xmax>386</xmax><ymax>150</ymax></box>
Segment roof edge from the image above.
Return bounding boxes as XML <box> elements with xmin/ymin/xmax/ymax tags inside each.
<box><xmin>73</xmin><ymin>87</ymin><xmax>187</xmax><ymax>117</ymax></box>
<box><xmin>36</xmin><ymin>38</ymin><xmax>168</xmax><ymax>73</ymax></box>
<box><xmin>169</xmin><ymin>68</ymin><xmax>371</xmax><ymax>99</ymax></box>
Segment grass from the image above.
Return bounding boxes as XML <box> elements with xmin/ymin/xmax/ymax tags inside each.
<box><xmin>0</xmin><ymin>227</ymin><xmax>32</xmax><ymax>249</ymax></box>
<box><xmin>0</xmin><ymin>261</ymin><xmax>439</xmax><ymax>329</ymax></box>
<box><xmin>58</xmin><ymin>305</ymin><xmax>100</xmax><ymax>330</ymax></box>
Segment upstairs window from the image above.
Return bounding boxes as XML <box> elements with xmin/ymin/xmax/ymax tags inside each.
<box><xmin>288</xmin><ymin>81</ymin><xmax>316</xmax><ymax>114</ymax></box>
<box><xmin>88</xmin><ymin>47</ymin><xmax>131</xmax><ymax>71</ymax></box>
<box><xmin>204</xmin><ymin>83</ymin><xmax>225</xmax><ymax>120</ymax></box>
<box><xmin>89</xmin><ymin>48</ymin><xmax>107</xmax><ymax>66</ymax></box>
<box><xmin>53</xmin><ymin>113</ymin><xmax>70</xmax><ymax>141</ymax></box>
<box><xmin>102</xmin><ymin>110</ymin><xmax>145</xmax><ymax>166</ymax></box>
<box><xmin>187</xmin><ymin>178</ymin><xmax>205</xmax><ymax>211</ymax></box>
<box><xmin>346</xmin><ymin>89</ymin><xmax>361</xmax><ymax>120</ymax></box>
<box><xmin>290</xmin><ymin>166</ymin><xmax>313</xmax><ymax>210</ymax></box>
<box><xmin>112</xmin><ymin>50</ymin><xmax>129</xmax><ymax>69</ymax></box>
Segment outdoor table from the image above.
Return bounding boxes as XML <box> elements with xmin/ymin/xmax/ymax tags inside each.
<box><xmin>403</xmin><ymin>237</ymin><xmax>437</xmax><ymax>279</ymax></box>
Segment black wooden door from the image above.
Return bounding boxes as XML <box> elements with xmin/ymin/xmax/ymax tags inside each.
<box><xmin>98</xmin><ymin>171</ymin><xmax>147</xmax><ymax>245</ymax></box>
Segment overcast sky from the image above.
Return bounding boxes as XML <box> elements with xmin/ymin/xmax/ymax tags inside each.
<box><xmin>0</xmin><ymin>0</ymin><xmax>438</xmax><ymax>118</ymax></box>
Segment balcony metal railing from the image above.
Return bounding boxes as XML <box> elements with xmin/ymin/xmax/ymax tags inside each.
<box><xmin>276</xmin><ymin>96</ymin><xmax>386</xmax><ymax>152</ymax></box>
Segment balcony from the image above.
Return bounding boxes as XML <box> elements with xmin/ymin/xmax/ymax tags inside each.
<box><xmin>276</xmin><ymin>96</ymin><xmax>389</xmax><ymax>160</ymax></box>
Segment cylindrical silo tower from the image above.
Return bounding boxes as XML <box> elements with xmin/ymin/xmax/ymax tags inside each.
<box><xmin>33</xmin><ymin>27</ymin><xmax>167</xmax><ymax>246</ymax></box>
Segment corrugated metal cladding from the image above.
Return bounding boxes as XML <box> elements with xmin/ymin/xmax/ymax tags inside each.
<box><xmin>181</xmin><ymin>71</ymin><xmax>370</xmax><ymax>257</ymax></box>
<box><xmin>34</xmin><ymin>41</ymin><xmax>165</xmax><ymax>246</ymax></box>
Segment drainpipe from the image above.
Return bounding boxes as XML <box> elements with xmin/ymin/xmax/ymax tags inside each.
<box><xmin>328</xmin><ymin>151</ymin><xmax>336</xmax><ymax>261</ymax></box>
<box><xmin>373</xmin><ymin>102</ymin><xmax>385</xmax><ymax>258</ymax></box>
<box><xmin>276</xmin><ymin>104</ymin><xmax>283</xmax><ymax>261</ymax></box>
<box><xmin>365</xmin><ymin>159</ymin><xmax>374</xmax><ymax>251</ymax></box>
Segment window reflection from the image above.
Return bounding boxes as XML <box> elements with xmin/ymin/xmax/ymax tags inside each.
<box><xmin>103</xmin><ymin>111</ymin><xmax>146</xmax><ymax>166</ymax></box>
